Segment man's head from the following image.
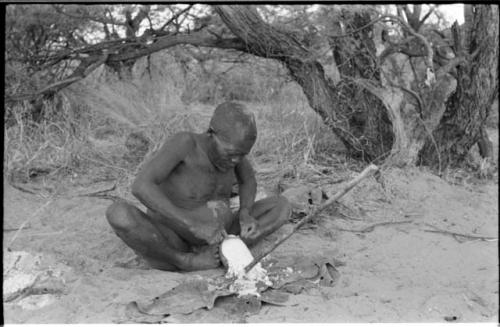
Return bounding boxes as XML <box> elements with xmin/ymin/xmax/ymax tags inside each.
<box><xmin>208</xmin><ymin>102</ymin><xmax>257</xmax><ymax>170</ymax></box>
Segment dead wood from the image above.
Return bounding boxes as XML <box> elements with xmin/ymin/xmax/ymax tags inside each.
<box><xmin>245</xmin><ymin>164</ymin><xmax>379</xmax><ymax>273</ymax></box>
<box><xmin>4</xmin><ymin>226</ymin><xmax>32</xmax><ymax>232</ymax></box>
<box><xmin>74</xmin><ymin>183</ymin><xmax>117</xmax><ymax>198</ymax></box>
<box><xmin>332</xmin><ymin>219</ymin><xmax>414</xmax><ymax>233</ymax></box>
<box><xmin>7</xmin><ymin>199</ymin><xmax>54</xmax><ymax>248</ymax></box>
<box><xmin>423</xmin><ymin>224</ymin><xmax>498</xmax><ymax>242</ymax></box>
<box><xmin>8</xmin><ymin>182</ymin><xmax>38</xmax><ymax>195</ymax></box>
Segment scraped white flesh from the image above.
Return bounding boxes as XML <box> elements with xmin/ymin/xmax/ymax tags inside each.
<box><xmin>220</xmin><ymin>235</ymin><xmax>271</xmax><ymax>297</ymax></box>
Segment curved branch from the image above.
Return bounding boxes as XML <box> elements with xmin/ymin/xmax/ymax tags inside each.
<box><xmin>159</xmin><ymin>5</ymin><xmax>193</xmax><ymax>31</ymax></box>
<box><xmin>418</xmin><ymin>6</ymin><xmax>435</xmax><ymax>29</ymax></box>
<box><xmin>107</xmin><ymin>32</ymin><xmax>246</xmax><ymax>62</ymax></box>
<box><xmin>6</xmin><ymin>31</ymin><xmax>246</xmax><ymax>102</ymax></box>
<box><xmin>329</xmin><ymin>14</ymin><xmax>434</xmax><ymax>77</ymax></box>
<box><xmin>131</xmin><ymin>5</ymin><xmax>150</xmax><ymax>31</ymax></box>
<box><xmin>52</xmin><ymin>5</ymin><xmax>127</xmax><ymax>26</ymax></box>
<box><xmin>6</xmin><ymin>53</ymin><xmax>109</xmax><ymax>102</ymax></box>
<box><xmin>381</xmin><ymin>15</ymin><xmax>434</xmax><ymax>73</ymax></box>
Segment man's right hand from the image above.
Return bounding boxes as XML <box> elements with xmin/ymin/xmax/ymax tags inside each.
<box><xmin>190</xmin><ymin>225</ymin><xmax>227</xmax><ymax>245</ymax></box>
<box><xmin>186</xmin><ymin>203</ymin><xmax>229</xmax><ymax>245</ymax></box>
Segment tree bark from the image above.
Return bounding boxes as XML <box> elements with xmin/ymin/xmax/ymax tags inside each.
<box><xmin>419</xmin><ymin>5</ymin><xmax>499</xmax><ymax>167</ymax></box>
<box><xmin>329</xmin><ymin>11</ymin><xmax>394</xmax><ymax>161</ymax></box>
<box><xmin>214</xmin><ymin>5</ymin><xmax>458</xmax><ymax>166</ymax></box>
<box><xmin>215</xmin><ymin>5</ymin><xmax>394</xmax><ymax>161</ymax></box>
<box><xmin>10</xmin><ymin>5</ymin><xmax>496</xmax><ymax>170</ymax></box>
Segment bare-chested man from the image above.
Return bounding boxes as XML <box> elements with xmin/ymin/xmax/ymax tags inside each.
<box><xmin>106</xmin><ymin>102</ymin><xmax>291</xmax><ymax>271</ymax></box>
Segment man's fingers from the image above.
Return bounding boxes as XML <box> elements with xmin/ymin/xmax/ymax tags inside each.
<box><xmin>219</xmin><ymin>229</ymin><xmax>228</xmax><ymax>241</ymax></box>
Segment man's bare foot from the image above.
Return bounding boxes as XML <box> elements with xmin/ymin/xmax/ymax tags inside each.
<box><xmin>181</xmin><ymin>245</ymin><xmax>221</xmax><ymax>271</ymax></box>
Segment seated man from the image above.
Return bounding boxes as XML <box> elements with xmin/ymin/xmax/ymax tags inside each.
<box><xmin>106</xmin><ymin>101</ymin><xmax>291</xmax><ymax>271</ymax></box>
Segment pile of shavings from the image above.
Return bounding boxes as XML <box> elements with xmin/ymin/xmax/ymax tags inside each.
<box><xmin>220</xmin><ymin>235</ymin><xmax>272</xmax><ymax>297</ymax></box>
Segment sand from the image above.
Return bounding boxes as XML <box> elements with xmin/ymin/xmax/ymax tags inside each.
<box><xmin>3</xmin><ymin>165</ymin><xmax>498</xmax><ymax>323</ymax></box>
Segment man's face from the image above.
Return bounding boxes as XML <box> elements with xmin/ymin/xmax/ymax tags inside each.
<box><xmin>212</xmin><ymin>134</ymin><xmax>254</xmax><ymax>171</ymax></box>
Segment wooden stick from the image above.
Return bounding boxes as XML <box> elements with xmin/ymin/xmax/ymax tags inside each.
<box><xmin>245</xmin><ymin>164</ymin><xmax>379</xmax><ymax>273</ymax></box>
<box><xmin>7</xmin><ymin>199</ymin><xmax>54</xmax><ymax>248</ymax></box>
<box><xmin>423</xmin><ymin>223</ymin><xmax>498</xmax><ymax>242</ymax></box>
<box><xmin>75</xmin><ymin>183</ymin><xmax>117</xmax><ymax>197</ymax></box>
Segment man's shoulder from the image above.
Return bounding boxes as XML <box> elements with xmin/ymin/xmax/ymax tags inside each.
<box><xmin>164</xmin><ymin>131</ymin><xmax>208</xmax><ymax>152</ymax></box>
<box><xmin>167</xmin><ymin>131</ymin><xmax>197</xmax><ymax>146</ymax></box>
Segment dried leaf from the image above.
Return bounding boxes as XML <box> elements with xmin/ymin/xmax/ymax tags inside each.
<box><xmin>316</xmin><ymin>262</ymin><xmax>341</xmax><ymax>287</ymax></box>
<box><xmin>260</xmin><ymin>289</ymin><xmax>290</xmax><ymax>305</ymax></box>
<box><xmin>215</xmin><ymin>294</ymin><xmax>262</xmax><ymax>315</ymax></box>
<box><xmin>133</xmin><ymin>278</ymin><xmax>233</xmax><ymax>316</ymax></box>
<box><xmin>280</xmin><ymin>279</ymin><xmax>316</xmax><ymax>295</ymax></box>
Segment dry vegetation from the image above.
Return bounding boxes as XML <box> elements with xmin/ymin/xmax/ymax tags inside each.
<box><xmin>4</xmin><ymin>52</ymin><xmax>358</xmax><ymax>199</ymax></box>
<box><xmin>4</xmin><ymin>50</ymin><xmax>497</xmax><ymax>200</ymax></box>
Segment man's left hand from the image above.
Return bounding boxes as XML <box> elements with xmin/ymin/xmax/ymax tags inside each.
<box><xmin>239</xmin><ymin>209</ymin><xmax>259</xmax><ymax>241</ymax></box>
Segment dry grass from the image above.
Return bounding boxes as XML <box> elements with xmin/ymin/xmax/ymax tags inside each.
<box><xmin>9</xmin><ymin>50</ymin><xmax>495</xmax><ymax>199</ymax></box>
<box><xmin>4</xmin><ymin>61</ymin><xmax>350</xmax><ymax>198</ymax></box>
<box><xmin>4</xmin><ymin>52</ymin><xmax>337</xmax><ymax>189</ymax></box>
<box><xmin>5</xmin><ymin>97</ymin><xmax>87</xmax><ymax>182</ymax></box>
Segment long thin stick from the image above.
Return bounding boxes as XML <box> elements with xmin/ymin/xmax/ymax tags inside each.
<box><xmin>8</xmin><ymin>199</ymin><xmax>54</xmax><ymax>248</ymax></box>
<box><xmin>423</xmin><ymin>223</ymin><xmax>498</xmax><ymax>242</ymax></box>
<box><xmin>245</xmin><ymin>164</ymin><xmax>379</xmax><ymax>273</ymax></box>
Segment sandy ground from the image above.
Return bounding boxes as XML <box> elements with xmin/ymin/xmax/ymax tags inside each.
<box><xmin>3</xmin><ymin>159</ymin><xmax>498</xmax><ymax>323</ymax></box>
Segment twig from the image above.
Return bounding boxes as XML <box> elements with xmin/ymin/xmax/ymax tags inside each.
<box><xmin>334</xmin><ymin>202</ymin><xmax>364</xmax><ymax>221</ymax></box>
<box><xmin>79</xmin><ymin>154</ymin><xmax>130</xmax><ymax>172</ymax></box>
<box><xmin>423</xmin><ymin>224</ymin><xmax>497</xmax><ymax>242</ymax></box>
<box><xmin>245</xmin><ymin>164</ymin><xmax>379</xmax><ymax>273</ymax></box>
<box><xmin>159</xmin><ymin>5</ymin><xmax>193</xmax><ymax>31</ymax></box>
<box><xmin>8</xmin><ymin>199</ymin><xmax>54</xmax><ymax>247</ymax></box>
<box><xmin>7</xmin><ymin>52</ymin><xmax>109</xmax><ymax>102</ymax></box>
<box><xmin>336</xmin><ymin>211</ymin><xmax>363</xmax><ymax>221</ymax></box>
<box><xmin>8</xmin><ymin>182</ymin><xmax>37</xmax><ymax>195</ymax></box>
<box><xmin>81</xmin><ymin>194</ymin><xmax>127</xmax><ymax>202</ymax></box>
<box><xmin>333</xmin><ymin>219</ymin><xmax>414</xmax><ymax>233</ymax></box>
<box><xmin>52</xmin><ymin>4</ymin><xmax>128</xmax><ymax>26</ymax></box>
<box><xmin>75</xmin><ymin>183</ymin><xmax>117</xmax><ymax>197</ymax></box>
<box><xmin>329</xmin><ymin>13</ymin><xmax>434</xmax><ymax>78</ymax></box>
<box><xmin>329</xmin><ymin>177</ymin><xmax>348</xmax><ymax>184</ymax></box>
<box><xmin>4</xmin><ymin>226</ymin><xmax>32</xmax><ymax>232</ymax></box>
<box><xmin>6</xmin><ymin>230</ymin><xmax>65</xmax><ymax>237</ymax></box>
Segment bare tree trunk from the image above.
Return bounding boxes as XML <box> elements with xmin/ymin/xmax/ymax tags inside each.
<box><xmin>329</xmin><ymin>11</ymin><xmax>394</xmax><ymax>161</ymax></box>
<box><xmin>215</xmin><ymin>5</ymin><xmax>392</xmax><ymax>161</ymax></box>
<box><xmin>419</xmin><ymin>5</ymin><xmax>499</xmax><ymax>167</ymax></box>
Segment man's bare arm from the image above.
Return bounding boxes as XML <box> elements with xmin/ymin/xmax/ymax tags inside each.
<box><xmin>131</xmin><ymin>132</ymin><xmax>195</xmax><ymax>231</ymax></box>
<box><xmin>235</xmin><ymin>157</ymin><xmax>257</xmax><ymax>215</ymax></box>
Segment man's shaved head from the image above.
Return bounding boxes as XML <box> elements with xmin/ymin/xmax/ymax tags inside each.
<box><xmin>209</xmin><ymin>102</ymin><xmax>257</xmax><ymax>149</ymax></box>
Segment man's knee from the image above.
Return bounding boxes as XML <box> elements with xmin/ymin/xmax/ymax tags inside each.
<box><xmin>276</xmin><ymin>195</ymin><xmax>292</xmax><ymax>221</ymax></box>
<box><xmin>106</xmin><ymin>201</ymin><xmax>138</xmax><ymax>231</ymax></box>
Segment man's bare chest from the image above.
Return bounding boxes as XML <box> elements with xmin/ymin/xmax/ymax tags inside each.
<box><xmin>161</xmin><ymin>153</ymin><xmax>235</xmax><ymax>204</ymax></box>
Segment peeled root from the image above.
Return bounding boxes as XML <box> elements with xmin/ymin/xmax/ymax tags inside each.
<box><xmin>219</xmin><ymin>235</ymin><xmax>271</xmax><ymax>297</ymax></box>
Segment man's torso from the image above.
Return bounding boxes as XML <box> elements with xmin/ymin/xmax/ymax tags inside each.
<box><xmin>159</xmin><ymin>133</ymin><xmax>236</xmax><ymax>209</ymax></box>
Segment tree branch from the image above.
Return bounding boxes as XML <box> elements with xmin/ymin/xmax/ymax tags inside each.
<box><xmin>159</xmin><ymin>5</ymin><xmax>193</xmax><ymax>31</ymax></box>
<box><xmin>418</xmin><ymin>6</ymin><xmax>435</xmax><ymax>29</ymax></box>
<box><xmin>52</xmin><ymin>5</ymin><xmax>127</xmax><ymax>26</ymax></box>
<box><xmin>403</xmin><ymin>5</ymin><xmax>419</xmax><ymax>31</ymax></box>
<box><xmin>6</xmin><ymin>52</ymin><xmax>109</xmax><ymax>102</ymax></box>
<box><xmin>244</xmin><ymin>164</ymin><xmax>379</xmax><ymax>272</ymax></box>
<box><xmin>328</xmin><ymin>13</ymin><xmax>433</xmax><ymax>76</ymax></box>
<box><xmin>7</xmin><ymin>31</ymin><xmax>246</xmax><ymax>102</ymax></box>
<box><xmin>131</xmin><ymin>5</ymin><xmax>150</xmax><ymax>31</ymax></box>
<box><xmin>107</xmin><ymin>32</ymin><xmax>245</xmax><ymax>62</ymax></box>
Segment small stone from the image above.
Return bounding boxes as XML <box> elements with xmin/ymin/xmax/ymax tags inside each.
<box><xmin>17</xmin><ymin>294</ymin><xmax>57</xmax><ymax>310</ymax></box>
